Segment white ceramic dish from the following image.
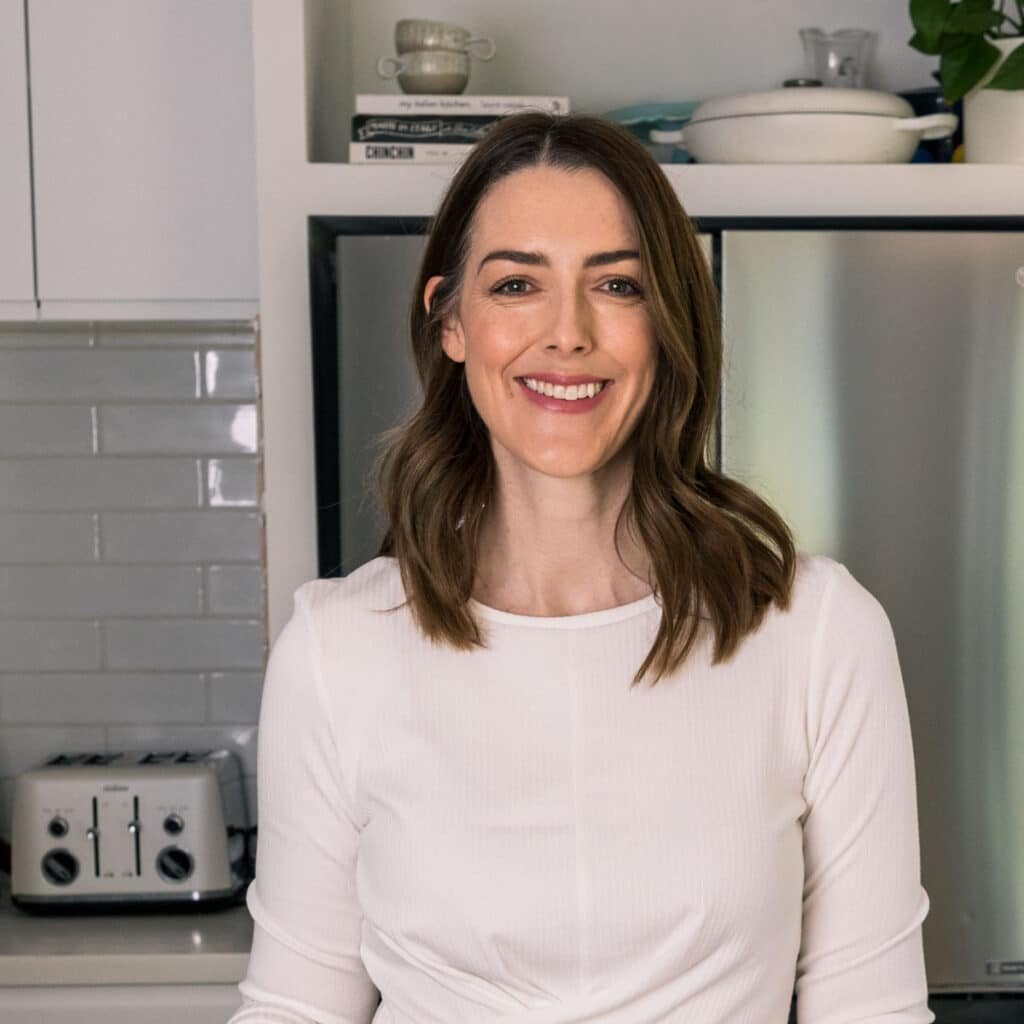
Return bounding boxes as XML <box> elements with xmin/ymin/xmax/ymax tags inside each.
<box><xmin>669</xmin><ymin>87</ymin><xmax>958</xmax><ymax>163</ymax></box>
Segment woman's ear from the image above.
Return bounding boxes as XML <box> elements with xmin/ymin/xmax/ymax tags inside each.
<box><xmin>424</xmin><ymin>274</ymin><xmax>466</xmax><ymax>364</ymax></box>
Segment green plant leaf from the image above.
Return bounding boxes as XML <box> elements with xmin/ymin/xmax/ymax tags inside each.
<box><xmin>987</xmin><ymin>44</ymin><xmax>1024</xmax><ymax>89</ymax></box>
<box><xmin>940</xmin><ymin>34</ymin><xmax>1001</xmax><ymax>101</ymax></box>
<box><xmin>946</xmin><ymin>7</ymin><xmax>1005</xmax><ymax>35</ymax></box>
<box><xmin>945</xmin><ymin>0</ymin><xmax>1007</xmax><ymax>35</ymax></box>
<box><xmin>910</xmin><ymin>0</ymin><xmax>952</xmax><ymax>50</ymax></box>
<box><xmin>908</xmin><ymin>29</ymin><xmax>942</xmax><ymax>54</ymax></box>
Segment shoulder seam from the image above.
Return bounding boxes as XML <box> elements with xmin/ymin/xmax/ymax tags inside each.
<box><xmin>293</xmin><ymin>585</ymin><xmax>359</xmax><ymax>818</ymax></box>
<box><xmin>803</xmin><ymin>561</ymin><xmax>844</xmax><ymax>767</ymax></box>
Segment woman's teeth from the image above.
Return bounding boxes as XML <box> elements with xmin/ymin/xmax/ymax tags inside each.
<box><xmin>520</xmin><ymin>378</ymin><xmax>606</xmax><ymax>401</ymax></box>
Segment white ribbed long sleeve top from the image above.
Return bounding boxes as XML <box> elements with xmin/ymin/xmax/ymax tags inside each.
<box><xmin>228</xmin><ymin>551</ymin><xmax>934</xmax><ymax>1024</ymax></box>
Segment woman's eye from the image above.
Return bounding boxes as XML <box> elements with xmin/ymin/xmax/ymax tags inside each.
<box><xmin>492</xmin><ymin>278</ymin><xmax>532</xmax><ymax>295</ymax></box>
<box><xmin>602</xmin><ymin>278</ymin><xmax>643</xmax><ymax>299</ymax></box>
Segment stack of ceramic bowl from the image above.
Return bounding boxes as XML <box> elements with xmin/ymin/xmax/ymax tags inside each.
<box><xmin>376</xmin><ymin>18</ymin><xmax>496</xmax><ymax>95</ymax></box>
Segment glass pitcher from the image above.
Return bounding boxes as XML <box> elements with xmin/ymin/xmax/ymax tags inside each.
<box><xmin>800</xmin><ymin>27</ymin><xmax>877</xmax><ymax>88</ymax></box>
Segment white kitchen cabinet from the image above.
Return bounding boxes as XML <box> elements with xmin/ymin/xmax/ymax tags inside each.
<box><xmin>0</xmin><ymin>0</ymin><xmax>36</xmax><ymax>320</ymax></box>
<box><xmin>27</xmin><ymin>0</ymin><xmax>258</xmax><ymax>320</ymax></box>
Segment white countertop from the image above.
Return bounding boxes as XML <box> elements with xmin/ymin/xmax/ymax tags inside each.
<box><xmin>0</xmin><ymin>876</ymin><xmax>252</xmax><ymax>987</ymax></box>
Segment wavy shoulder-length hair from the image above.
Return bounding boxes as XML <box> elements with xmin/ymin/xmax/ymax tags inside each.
<box><xmin>372</xmin><ymin>110</ymin><xmax>796</xmax><ymax>686</ymax></box>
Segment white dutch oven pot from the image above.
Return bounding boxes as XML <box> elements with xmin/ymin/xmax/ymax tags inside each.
<box><xmin>662</xmin><ymin>86</ymin><xmax>958</xmax><ymax>163</ymax></box>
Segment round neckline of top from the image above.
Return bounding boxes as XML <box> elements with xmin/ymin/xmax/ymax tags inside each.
<box><xmin>467</xmin><ymin>591</ymin><xmax>660</xmax><ymax>628</ymax></box>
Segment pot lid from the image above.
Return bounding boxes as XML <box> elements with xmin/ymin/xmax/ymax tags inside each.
<box><xmin>689</xmin><ymin>86</ymin><xmax>913</xmax><ymax>123</ymax></box>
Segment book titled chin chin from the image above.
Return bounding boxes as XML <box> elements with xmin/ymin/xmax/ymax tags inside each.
<box><xmin>349</xmin><ymin>141</ymin><xmax>477</xmax><ymax>164</ymax></box>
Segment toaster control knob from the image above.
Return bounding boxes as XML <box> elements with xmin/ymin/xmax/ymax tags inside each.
<box><xmin>163</xmin><ymin>813</ymin><xmax>184</xmax><ymax>835</ymax></box>
<box><xmin>47</xmin><ymin>816</ymin><xmax>69</xmax><ymax>838</ymax></box>
<box><xmin>41</xmin><ymin>849</ymin><xmax>79</xmax><ymax>886</ymax></box>
<box><xmin>156</xmin><ymin>846</ymin><xmax>194</xmax><ymax>883</ymax></box>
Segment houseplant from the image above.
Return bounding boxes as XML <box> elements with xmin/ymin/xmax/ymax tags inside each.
<box><xmin>909</xmin><ymin>0</ymin><xmax>1024</xmax><ymax>160</ymax></box>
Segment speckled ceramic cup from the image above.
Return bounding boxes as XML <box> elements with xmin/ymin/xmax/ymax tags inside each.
<box><xmin>376</xmin><ymin>50</ymin><xmax>470</xmax><ymax>95</ymax></box>
<box><xmin>394</xmin><ymin>19</ymin><xmax>496</xmax><ymax>60</ymax></box>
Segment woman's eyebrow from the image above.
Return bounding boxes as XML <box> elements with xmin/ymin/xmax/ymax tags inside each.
<box><xmin>476</xmin><ymin>248</ymin><xmax>640</xmax><ymax>273</ymax></box>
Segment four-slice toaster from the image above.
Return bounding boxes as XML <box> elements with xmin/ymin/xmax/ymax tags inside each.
<box><xmin>11</xmin><ymin>748</ymin><xmax>253</xmax><ymax>912</ymax></box>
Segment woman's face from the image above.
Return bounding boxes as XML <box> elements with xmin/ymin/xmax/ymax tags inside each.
<box><xmin>424</xmin><ymin>165</ymin><xmax>657</xmax><ymax>480</ymax></box>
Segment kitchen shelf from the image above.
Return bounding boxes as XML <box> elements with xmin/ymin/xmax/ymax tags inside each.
<box><xmin>293</xmin><ymin>161</ymin><xmax>1024</xmax><ymax>220</ymax></box>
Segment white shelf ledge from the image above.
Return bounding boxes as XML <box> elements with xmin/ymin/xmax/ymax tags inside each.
<box><xmin>297</xmin><ymin>162</ymin><xmax>1024</xmax><ymax>220</ymax></box>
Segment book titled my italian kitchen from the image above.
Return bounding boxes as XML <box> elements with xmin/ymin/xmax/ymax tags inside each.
<box><xmin>354</xmin><ymin>94</ymin><xmax>569</xmax><ymax>115</ymax></box>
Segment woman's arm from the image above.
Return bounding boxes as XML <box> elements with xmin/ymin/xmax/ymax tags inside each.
<box><xmin>794</xmin><ymin>562</ymin><xmax>934</xmax><ymax>1024</ymax></box>
<box><xmin>226</xmin><ymin>582</ymin><xmax>381</xmax><ymax>1024</ymax></box>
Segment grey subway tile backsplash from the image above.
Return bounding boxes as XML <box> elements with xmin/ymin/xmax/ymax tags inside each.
<box><xmin>208</xmin><ymin>672</ymin><xmax>263</xmax><ymax>724</ymax></box>
<box><xmin>104</xmin><ymin>618</ymin><xmax>264</xmax><ymax>672</ymax></box>
<box><xmin>0</xmin><ymin>566</ymin><xmax>202</xmax><ymax>618</ymax></box>
<box><xmin>0</xmin><ymin>321</ymin><xmax>266</xmax><ymax>838</ymax></box>
<box><xmin>0</xmin><ymin>513</ymin><xmax>97</xmax><ymax>562</ymax></box>
<box><xmin>0</xmin><ymin>349</ymin><xmax>199</xmax><ymax>400</ymax></box>
<box><xmin>0</xmin><ymin>620</ymin><xmax>101</xmax><ymax>671</ymax></box>
<box><xmin>0</xmin><ymin>673</ymin><xmax>207</xmax><ymax>724</ymax></box>
<box><xmin>204</xmin><ymin>350</ymin><xmax>258</xmax><ymax>398</ymax></box>
<box><xmin>206</xmin><ymin>457</ymin><xmax>259</xmax><ymax>506</ymax></box>
<box><xmin>207</xmin><ymin>565</ymin><xmax>263</xmax><ymax>615</ymax></box>
<box><xmin>105</xmin><ymin>724</ymin><xmax>259</xmax><ymax>775</ymax></box>
<box><xmin>0</xmin><ymin>326</ymin><xmax>93</xmax><ymax>348</ymax></box>
<box><xmin>101</xmin><ymin>510</ymin><xmax>261</xmax><ymax>563</ymax></box>
<box><xmin>96</xmin><ymin>324</ymin><xmax>254</xmax><ymax>348</ymax></box>
<box><xmin>100</xmin><ymin>403</ymin><xmax>258</xmax><ymax>454</ymax></box>
<box><xmin>0</xmin><ymin>457</ymin><xmax>202</xmax><ymax>509</ymax></box>
<box><xmin>0</xmin><ymin>726</ymin><xmax>107</xmax><ymax>776</ymax></box>
<box><xmin>0</xmin><ymin>405</ymin><xmax>95</xmax><ymax>455</ymax></box>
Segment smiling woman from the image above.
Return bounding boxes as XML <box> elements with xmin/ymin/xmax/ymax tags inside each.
<box><xmin>229</xmin><ymin>112</ymin><xmax>934</xmax><ymax>1024</ymax></box>
<box><xmin>375</xmin><ymin>115</ymin><xmax>800</xmax><ymax>677</ymax></box>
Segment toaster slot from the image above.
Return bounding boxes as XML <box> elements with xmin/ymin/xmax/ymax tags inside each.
<box><xmin>131</xmin><ymin>795</ymin><xmax>141</xmax><ymax>876</ymax></box>
<box><xmin>91</xmin><ymin>796</ymin><xmax>100</xmax><ymax>876</ymax></box>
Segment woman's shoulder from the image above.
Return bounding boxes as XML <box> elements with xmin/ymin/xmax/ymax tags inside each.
<box><xmin>785</xmin><ymin>549</ymin><xmax>892</xmax><ymax>643</ymax></box>
<box><xmin>291</xmin><ymin>555</ymin><xmax>406</xmax><ymax>626</ymax></box>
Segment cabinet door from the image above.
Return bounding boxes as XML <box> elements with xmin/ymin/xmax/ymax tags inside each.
<box><xmin>0</xmin><ymin>0</ymin><xmax>36</xmax><ymax>318</ymax></box>
<box><xmin>28</xmin><ymin>0</ymin><xmax>258</xmax><ymax>319</ymax></box>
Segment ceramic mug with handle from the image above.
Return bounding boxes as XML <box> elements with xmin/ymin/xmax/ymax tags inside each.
<box><xmin>376</xmin><ymin>50</ymin><xmax>470</xmax><ymax>95</ymax></box>
<box><xmin>395</xmin><ymin>18</ymin><xmax>496</xmax><ymax>60</ymax></box>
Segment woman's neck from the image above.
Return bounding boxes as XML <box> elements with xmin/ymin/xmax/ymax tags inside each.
<box><xmin>471</xmin><ymin>465</ymin><xmax>654</xmax><ymax>618</ymax></box>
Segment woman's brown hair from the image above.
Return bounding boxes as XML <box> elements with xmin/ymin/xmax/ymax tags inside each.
<box><xmin>372</xmin><ymin>111</ymin><xmax>796</xmax><ymax>686</ymax></box>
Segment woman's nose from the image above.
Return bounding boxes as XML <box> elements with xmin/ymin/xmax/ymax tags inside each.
<box><xmin>544</xmin><ymin>291</ymin><xmax>594</xmax><ymax>353</ymax></box>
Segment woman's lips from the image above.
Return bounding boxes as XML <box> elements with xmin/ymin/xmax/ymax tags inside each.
<box><xmin>515</xmin><ymin>378</ymin><xmax>612</xmax><ymax>413</ymax></box>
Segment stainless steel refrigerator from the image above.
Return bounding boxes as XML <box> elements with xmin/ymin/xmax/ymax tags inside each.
<box><xmin>719</xmin><ymin>229</ymin><xmax>1024</xmax><ymax>994</ymax></box>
